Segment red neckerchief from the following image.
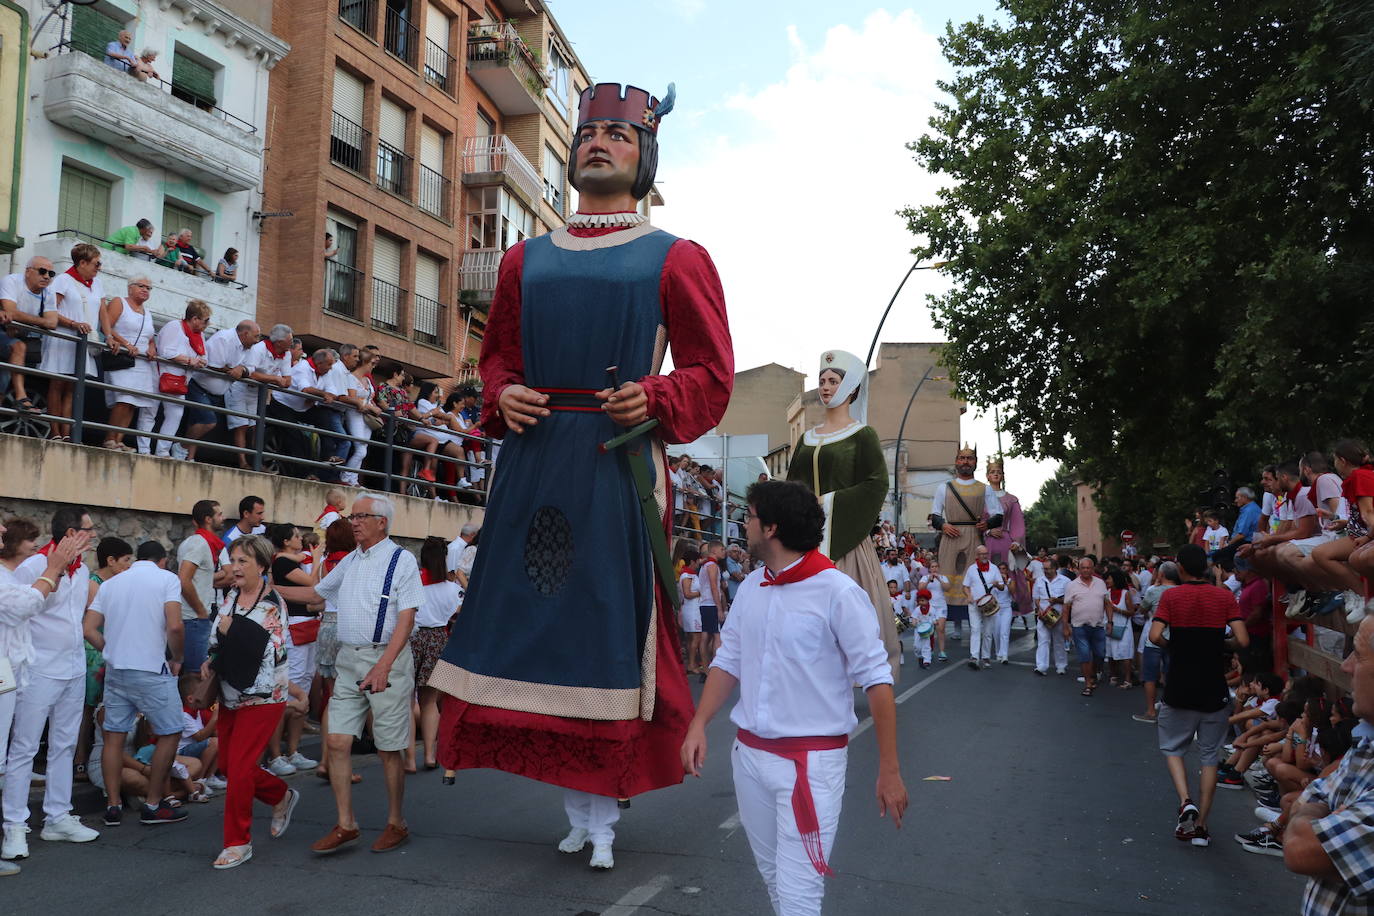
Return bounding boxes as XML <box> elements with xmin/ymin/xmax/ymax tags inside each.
<box><xmin>317</xmin><ymin>505</ymin><xmax>341</xmax><ymax>524</ymax></box>
<box><xmin>323</xmin><ymin>550</ymin><xmax>349</xmax><ymax>574</ymax></box>
<box><xmin>63</xmin><ymin>265</ymin><xmax>93</xmax><ymax>289</ymax></box>
<box><xmin>38</xmin><ymin>539</ymin><xmax>82</xmax><ymax>577</ymax></box>
<box><xmin>1110</xmin><ymin>588</ymin><xmax>1124</xmax><ymax>604</ymax></box>
<box><xmin>265</xmin><ymin>339</ymin><xmax>288</xmax><ymax>359</ymax></box>
<box><xmin>760</xmin><ymin>549</ymin><xmax>836</xmax><ymax>587</ymax></box>
<box><xmin>975</xmin><ymin>560</ymin><xmax>991</xmax><ymax>572</ymax></box>
<box><xmin>420</xmin><ymin>569</ymin><xmax>442</xmax><ymax>586</ymax></box>
<box><xmin>196</xmin><ymin>528</ymin><xmax>225</xmax><ymax>570</ymax></box>
<box><xmin>181</xmin><ymin>320</ymin><xmax>205</xmax><ymax>356</ymax></box>
<box><xmin>306</xmin><ymin>357</ymin><xmax>319</xmax><ymax>374</ymax></box>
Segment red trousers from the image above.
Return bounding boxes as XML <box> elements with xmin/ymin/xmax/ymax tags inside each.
<box><xmin>218</xmin><ymin>703</ymin><xmax>288</xmax><ymax>847</ymax></box>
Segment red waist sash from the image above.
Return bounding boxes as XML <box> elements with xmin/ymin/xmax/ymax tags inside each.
<box><xmin>534</xmin><ymin>387</ymin><xmax>603</xmax><ymax>413</ymax></box>
<box><xmin>737</xmin><ymin>728</ymin><xmax>848</xmax><ymax>876</ymax></box>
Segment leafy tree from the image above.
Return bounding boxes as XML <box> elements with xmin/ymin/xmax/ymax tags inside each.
<box><xmin>1022</xmin><ymin>464</ymin><xmax>1077</xmax><ymax>552</ymax></box>
<box><xmin>903</xmin><ymin>0</ymin><xmax>1374</xmax><ymax>541</ymax></box>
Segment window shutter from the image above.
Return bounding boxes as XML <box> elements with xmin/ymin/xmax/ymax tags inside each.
<box><xmin>414</xmin><ymin>252</ymin><xmax>441</xmax><ymax>300</ymax></box>
<box><xmin>71</xmin><ymin>6</ymin><xmax>124</xmax><ymax>62</ymax></box>
<box><xmin>57</xmin><ymin>166</ymin><xmax>111</xmax><ymax>240</ymax></box>
<box><xmin>172</xmin><ymin>51</ymin><xmax>216</xmax><ymax>107</ymax></box>
<box><xmin>379</xmin><ymin>98</ymin><xmax>406</xmax><ymax>149</ymax></box>
<box><xmin>332</xmin><ymin>67</ymin><xmax>366</xmax><ymax>124</ymax></box>
<box><xmin>420</xmin><ymin>124</ymin><xmax>444</xmax><ymax>172</ymax></box>
<box><xmin>372</xmin><ymin>234</ymin><xmax>402</xmax><ymax>285</ymax></box>
<box><xmin>425</xmin><ymin>4</ymin><xmax>449</xmax><ymax>53</ymax></box>
<box><xmin>162</xmin><ymin>202</ymin><xmax>205</xmax><ymax>251</ymax></box>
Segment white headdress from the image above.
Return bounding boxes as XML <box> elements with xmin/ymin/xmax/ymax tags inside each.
<box><xmin>818</xmin><ymin>349</ymin><xmax>869</xmax><ymax>424</ymax></box>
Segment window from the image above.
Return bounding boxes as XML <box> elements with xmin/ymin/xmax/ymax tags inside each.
<box><xmin>545</xmin><ymin>42</ymin><xmax>571</xmax><ymax>118</ymax></box>
<box><xmin>331</xmin><ymin>67</ymin><xmax>369</xmax><ymax>174</ymax></box>
<box><xmin>162</xmin><ymin>201</ymin><xmax>206</xmax><ymax>253</ymax></box>
<box><xmin>500</xmin><ymin>190</ymin><xmax>534</xmax><ymax>249</ymax></box>
<box><xmin>371</xmin><ymin>233</ymin><xmax>405</xmax><ymax>332</ymax></box>
<box><xmin>413</xmin><ymin>251</ymin><xmax>443</xmax><ymax>345</ymax></box>
<box><xmin>70</xmin><ymin>5</ymin><xmax>127</xmax><ymax>67</ymax></box>
<box><xmin>325</xmin><ymin>218</ymin><xmax>361</xmax><ymax>319</ymax></box>
<box><xmin>543</xmin><ymin>144</ymin><xmax>565</xmax><ymax>216</ymax></box>
<box><xmin>171</xmin><ymin>47</ymin><xmax>217</xmax><ymax>111</ymax></box>
<box><xmin>57</xmin><ymin>164</ymin><xmax>112</xmax><ymax>240</ymax></box>
<box><xmin>467</xmin><ymin>187</ymin><xmax>531</xmax><ymax>251</ymax></box>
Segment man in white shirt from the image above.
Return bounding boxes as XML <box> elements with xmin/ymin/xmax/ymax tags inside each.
<box><xmin>302</xmin><ymin>494</ymin><xmax>422</xmax><ymax>855</ymax></box>
<box><xmin>0</xmin><ymin>257</ymin><xmax>61</xmax><ymax>411</ymax></box>
<box><xmin>176</xmin><ymin>499</ymin><xmax>231</xmax><ymax>674</ymax></box>
<box><xmin>961</xmin><ymin>544</ymin><xmax>1006</xmax><ymax>670</ymax></box>
<box><xmin>681</xmin><ymin>480</ymin><xmax>906</xmax><ymax>916</ymax></box>
<box><xmin>183</xmin><ymin>319</ymin><xmax>256</xmax><ymax>457</ymax></box>
<box><xmin>929</xmin><ymin>445</ymin><xmax>1004</xmax><ymax>607</ymax></box>
<box><xmin>232</xmin><ymin>324</ymin><xmax>293</xmax><ymax>471</ymax></box>
<box><xmin>83</xmin><ymin>541</ymin><xmax>186</xmax><ymax>827</ymax></box>
<box><xmin>2</xmin><ymin>507</ymin><xmax>101</xmax><ymax>860</ymax></box>
<box><xmin>1034</xmin><ymin>564</ymin><xmax>1069</xmax><ymax>676</ymax></box>
<box><xmin>447</xmin><ymin>523</ymin><xmax>480</xmax><ymax>575</ymax></box>
<box><xmin>1244</xmin><ymin>460</ymin><xmax>1318</xmax><ymax>589</ymax></box>
<box><xmin>880</xmin><ymin>549</ymin><xmax>910</xmax><ymax>592</ymax></box>
<box><xmin>273</xmin><ymin>347</ymin><xmax>342</xmax><ymax>480</ymax></box>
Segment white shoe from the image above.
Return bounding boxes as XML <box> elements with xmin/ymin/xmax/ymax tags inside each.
<box><xmin>0</xmin><ymin>858</ymin><xmax>18</xmax><ymax>876</ymax></box>
<box><xmin>40</xmin><ymin>815</ymin><xmax>99</xmax><ymax>843</ymax></box>
<box><xmin>2</xmin><ymin>825</ymin><xmax>29</xmax><ymax>860</ymax></box>
<box><xmin>203</xmin><ymin>774</ymin><xmax>227</xmax><ymax>791</ymax></box>
<box><xmin>589</xmin><ymin>842</ymin><xmax>614</xmax><ymax>869</ymax></box>
<box><xmin>267</xmin><ymin>756</ymin><xmax>297</xmax><ymax>777</ymax></box>
<box><xmin>170</xmin><ymin>443</ymin><xmax>189</xmax><ymax>461</ymax></box>
<box><xmin>287</xmin><ymin>752</ymin><xmax>318</xmax><ymax>770</ymax></box>
<box><xmin>558</xmin><ymin>827</ymin><xmax>589</xmax><ymax>853</ymax></box>
<box><xmin>1345</xmin><ymin>590</ymin><xmax>1368</xmax><ymax>624</ymax></box>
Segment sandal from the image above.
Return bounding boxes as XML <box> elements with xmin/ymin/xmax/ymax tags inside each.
<box><xmin>270</xmin><ymin>788</ymin><xmax>299</xmax><ymax>838</ymax></box>
<box><xmin>1118</xmin><ymin>681</ymin><xmax>1133</xmax><ymax>690</ymax></box>
<box><xmin>1081</xmin><ymin>685</ymin><xmax>1094</xmax><ymax>697</ymax></box>
<box><xmin>212</xmin><ymin>844</ymin><xmax>253</xmax><ymax>870</ymax></box>
<box><xmin>15</xmin><ymin>397</ymin><xmax>39</xmax><ymax>413</ymax></box>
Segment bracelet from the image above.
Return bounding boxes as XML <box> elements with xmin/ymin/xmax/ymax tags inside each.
<box><xmin>35</xmin><ymin>575</ymin><xmax>59</xmax><ymax>591</ymax></box>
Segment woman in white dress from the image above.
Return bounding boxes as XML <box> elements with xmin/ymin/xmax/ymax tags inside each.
<box><xmin>151</xmin><ymin>299</ymin><xmax>210</xmax><ymax>458</ymax></box>
<box><xmin>98</xmin><ymin>275</ymin><xmax>158</xmax><ymax>453</ymax></box>
<box><xmin>339</xmin><ymin>351</ymin><xmax>384</xmax><ymax>486</ymax></box>
<box><xmin>42</xmin><ymin>242</ymin><xmax>104</xmax><ymax>442</ymax></box>
<box><xmin>1106</xmin><ymin>566</ymin><xmax>1137</xmax><ymax>687</ymax></box>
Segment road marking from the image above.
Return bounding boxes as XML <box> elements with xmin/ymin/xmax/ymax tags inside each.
<box><xmin>601</xmin><ymin>873</ymin><xmax>672</xmax><ymax>915</ymax></box>
<box><xmin>718</xmin><ymin>812</ymin><xmax>742</xmax><ymax>831</ymax></box>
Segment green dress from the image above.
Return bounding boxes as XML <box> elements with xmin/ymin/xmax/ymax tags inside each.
<box><xmin>787</xmin><ymin>422</ymin><xmax>899</xmax><ymax>679</ymax></box>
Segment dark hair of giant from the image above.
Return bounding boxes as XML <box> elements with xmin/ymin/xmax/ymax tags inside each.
<box><xmin>746</xmin><ymin>480</ymin><xmax>825</xmax><ymax>553</ymax></box>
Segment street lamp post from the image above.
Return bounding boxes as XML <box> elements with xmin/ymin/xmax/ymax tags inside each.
<box><xmin>864</xmin><ymin>259</ymin><xmax>949</xmax><ymax>369</ymax></box>
<box><xmin>892</xmin><ymin>365</ymin><xmax>943</xmax><ymax>534</ymax></box>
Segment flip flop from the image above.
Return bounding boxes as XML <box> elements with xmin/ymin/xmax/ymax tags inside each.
<box><xmin>270</xmin><ymin>788</ymin><xmax>299</xmax><ymax>838</ymax></box>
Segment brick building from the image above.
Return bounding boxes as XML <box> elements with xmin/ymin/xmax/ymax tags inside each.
<box><xmin>259</xmin><ymin>0</ymin><xmax>589</xmax><ymax>383</ymax></box>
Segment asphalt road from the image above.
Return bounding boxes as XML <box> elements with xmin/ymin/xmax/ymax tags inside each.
<box><xmin>5</xmin><ymin>631</ymin><xmax>1305</xmax><ymax>915</ymax></box>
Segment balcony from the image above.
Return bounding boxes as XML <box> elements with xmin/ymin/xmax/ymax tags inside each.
<box><xmin>372</xmin><ymin>277</ymin><xmax>407</xmax><ymax>334</ymax></box>
<box><xmin>330</xmin><ymin>111</ymin><xmax>371</xmax><ymax>177</ymax></box>
<box><xmin>459</xmin><ymin>248</ymin><xmax>501</xmax><ymax>302</ymax></box>
<box><xmin>42</xmin><ymin>49</ymin><xmax>262</xmax><ymax>193</ymax></box>
<box><xmin>384</xmin><ymin>7</ymin><xmax>420</xmax><ymax>69</ymax></box>
<box><xmin>376</xmin><ymin>140</ymin><xmax>412</xmax><ymax>199</ymax></box>
<box><xmin>338</xmin><ymin>0</ymin><xmax>377</xmax><ymax>38</ymax></box>
<box><xmin>418</xmin><ymin>165</ymin><xmax>452</xmax><ymax>221</ymax></box>
<box><xmin>412</xmin><ymin>294</ymin><xmax>447</xmax><ymax>348</ymax></box>
<box><xmin>462</xmin><ymin>135</ymin><xmax>542</xmax><ymax>207</ymax></box>
<box><xmin>324</xmin><ymin>260</ymin><xmax>364</xmax><ymax>320</ymax></box>
<box><xmin>465</xmin><ymin>22</ymin><xmax>547</xmax><ymax>116</ymax></box>
<box><xmin>424</xmin><ymin>37</ymin><xmax>456</xmax><ymax>94</ymax></box>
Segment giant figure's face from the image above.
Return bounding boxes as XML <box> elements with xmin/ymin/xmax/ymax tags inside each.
<box><xmin>955</xmin><ymin>450</ymin><xmax>977</xmax><ymax>478</ymax></box>
<box><xmin>573</xmin><ymin>120</ymin><xmax>640</xmax><ymax>196</ymax></box>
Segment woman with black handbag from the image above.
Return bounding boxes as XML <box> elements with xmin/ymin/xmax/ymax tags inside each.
<box><xmin>98</xmin><ymin>275</ymin><xmax>158</xmax><ymax>453</ymax></box>
<box><xmin>202</xmin><ymin>534</ymin><xmax>299</xmax><ymax>869</ymax></box>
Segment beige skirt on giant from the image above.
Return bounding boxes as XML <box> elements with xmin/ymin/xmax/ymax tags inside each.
<box><xmin>834</xmin><ymin>543</ymin><xmax>900</xmax><ymax>685</ymax></box>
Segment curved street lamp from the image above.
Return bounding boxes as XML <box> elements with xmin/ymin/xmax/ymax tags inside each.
<box><xmin>892</xmin><ymin>365</ymin><xmax>947</xmax><ymax>533</ymax></box>
<box><xmin>864</xmin><ymin>259</ymin><xmax>951</xmax><ymax>369</ymax></box>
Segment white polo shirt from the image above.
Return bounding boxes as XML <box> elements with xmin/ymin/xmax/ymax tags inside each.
<box><xmin>315</xmin><ymin>537</ymin><xmax>423</xmax><ymax>645</ymax></box>
<box><xmin>13</xmin><ymin>552</ymin><xmax>90</xmax><ymax>680</ymax></box>
<box><xmin>195</xmin><ymin>327</ymin><xmax>250</xmax><ymax>396</ymax></box>
<box><xmin>446</xmin><ymin>536</ymin><xmax>469</xmax><ymax>573</ymax></box>
<box><xmin>0</xmin><ymin>272</ymin><xmax>51</xmax><ymax>319</ymax></box>
<box><xmin>88</xmin><ymin>560</ymin><xmax>182</xmax><ymax>673</ymax></box>
<box><xmin>276</xmin><ymin>358</ymin><xmax>325</xmax><ymax>413</ymax></box>
<box><xmin>962</xmin><ymin>562</ymin><xmax>1004</xmax><ymax>603</ymax></box>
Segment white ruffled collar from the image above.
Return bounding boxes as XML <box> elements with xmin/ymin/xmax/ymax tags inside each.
<box><xmin>566</xmin><ymin>210</ymin><xmax>648</xmax><ymax>229</ymax></box>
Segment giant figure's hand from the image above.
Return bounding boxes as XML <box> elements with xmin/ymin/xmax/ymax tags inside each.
<box><xmin>498</xmin><ymin>385</ymin><xmax>549</xmax><ymax>434</ymax></box>
<box><xmin>597</xmin><ymin>381</ymin><xmax>648</xmax><ymax>427</ymax></box>
<box><xmin>941</xmin><ymin>524</ymin><xmax>959</xmax><ymax>539</ymax></box>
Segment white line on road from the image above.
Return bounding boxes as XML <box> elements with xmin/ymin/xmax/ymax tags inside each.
<box><xmin>601</xmin><ymin>873</ymin><xmax>672</xmax><ymax>915</ymax></box>
<box><xmin>718</xmin><ymin>812</ymin><xmax>742</xmax><ymax>831</ymax></box>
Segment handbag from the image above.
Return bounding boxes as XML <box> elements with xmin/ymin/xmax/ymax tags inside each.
<box><xmin>1110</xmin><ymin>613</ymin><xmax>1128</xmax><ymax>641</ymax></box>
<box><xmin>288</xmin><ymin>617</ymin><xmax>321</xmax><ymax>645</ymax></box>
<box><xmin>159</xmin><ymin>372</ymin><xmax>188</xmax><ymax>395</ymax></box>
<box><xmin>98</xmin><ymin>302</ymin><xmax>148</xmax><ymax>374</ymax></box>
<box><xmin>0</xmin><ymin>656</ymin><xmax>16</xmax><ymax>696</ymax></box>
<box><xmin>363</xmin><ymin>413</ymin><xmax>384</xmax><ymax>432</ymax></box>
<box><xmin>211</xmin><ymin>590</ymin><xmax>274</xmax><ymax>691</ymax></box>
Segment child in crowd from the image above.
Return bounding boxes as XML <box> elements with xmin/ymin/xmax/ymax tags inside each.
<box><xmin>910</xmin><ymin>589</ymin><xmax>937</xmax><ymax>668</ymax></box>
<box><xmin>678</xmin><ymin>547</ymin><xmax>703</xmax><ymax>674</ymax></box>
<box><xmin>1201</xmin><ymin>511</ymin><xmax>1230</xmax><ymax>554</ymax></box>
<box><xmin>1229</xmin><ymin>672</ymin><xmax>1283</xmax><ymax>732</ymax></box>
<box><xmin>920</xmin><ymin>560</ymin><xmax>952</xmax><ymax>660</ymax></box>
<box><xmin>1218</xmin><ymin>697</ymin><xmax>1302</xmax><ymax>789</ymax></box>
<box><xmin>178</xmin><ymin>673</ymin><xmax>220</xmax><ymax>795</ymax></box>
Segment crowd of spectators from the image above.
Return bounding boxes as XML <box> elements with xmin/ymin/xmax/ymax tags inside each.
<box><xmin>0</xmin><ymin>243</ymin><xmax>491</xmax><ymax>500</ymax></box>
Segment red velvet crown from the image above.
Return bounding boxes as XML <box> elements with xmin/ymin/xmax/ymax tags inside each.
<box><xmin>576</xmin><ymin>83</ymin><xmax>671</xmax><ymax>134</ymax></box>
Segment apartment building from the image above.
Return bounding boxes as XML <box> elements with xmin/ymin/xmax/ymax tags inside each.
<box><xmin>259</xmin><ymin>0</ymin><xmax>590</xmax><ymax>383</ymax></box>
<box><xmin>8</xmin><ymin>0</ymin><xmax>288</xmax><ymax>330</ymax></box>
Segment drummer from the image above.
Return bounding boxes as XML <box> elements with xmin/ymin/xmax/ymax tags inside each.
<box><xmin>910</xmin><ymin>589</ymin><xmax>937</xmax><ymax>668</ymax></box>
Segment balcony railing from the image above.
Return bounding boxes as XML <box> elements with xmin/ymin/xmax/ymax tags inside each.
<box><xmin>324</xmin><ymin>259</ymin><xmax>364</xmax><ymax>320</ymax></box>
<box><xmin>412</xmin><ymin>294</ymin><xmax>447</xmax><ymax>348</ymax></box>
<box><xmin>460</xmin><ymin>248</ymin><xmax>502</xmax><ymax>294</ymax></box>
<box><xmin>424</xmin><ymin>37</ymin><xmax>456</xmax><ymax>94</ymax></box>
<box><xmin>330</xmin><ymin>111</ymin><xmax>371</xmax><ymax>176</ymax></box>
<box><xmin>372</xmin><ymin>277</ymin><xmax>406</xmax><ymax>333</ymax></box>
<box><xmin>384</xmin><ymin>7</ymin><xmax>420</xmax><ymax>68</ymax></box>
<box><xmin>465</xmin><ymin>21</ymin><xmax>547</xmax><ymax>115</ymax></box>
<box><xmin>418</xmin><ymin>164</ymin><xmax>451</xmax><ymax>221</ymax></box>
<box><xmin>376</xmin><ymin>140</ymin><xmax>412</xmax><ymax>199</ymax></box>
<box><xmin>41</xmin><ymin>230</ymin><xmax>248</xmax><ymax>291</ymax></box>
<box><xmin>462</xmin><ymin>135</ymin><xmax>542</xmax><ymax>204</ymax></box>
<box><xmin>338</xmin><ymin>0</ymin><xmax>378</xmax><ymax>38</ymax></box>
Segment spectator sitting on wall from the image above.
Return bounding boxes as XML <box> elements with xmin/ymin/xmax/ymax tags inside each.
<box><xmin>108</xmin><ymin>219</ymin><xmax>164</xmax><ymax>260</ymax></box>
<box><xmin>104</xmin><ymin>29</ymin><xmax>137</xmax><ymax>73</ymax></box>
<box><xmin>0</xmin><ymin>257</ymin><xmax>61</xmax><ymax>413</ymax></box>
<box><xmin>172</xmin><ymin>230</ymin><xmax>212</xmax><ymax>277</ymax></box>
<box><xmin>214</xmin><ymin>248</ymin><xmax>238</xmax><ymax>284</ymax></box>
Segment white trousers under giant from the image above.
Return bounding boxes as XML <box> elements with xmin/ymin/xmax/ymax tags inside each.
<box><xmin>732</xmin><ymin>740</ymin><xmax>846</xmax><ymax>916</ymax></box>
<box><xmin>994</xmin><ymin>606</ymin><xmax>1013</xmax><ymax>660</ymax></box>
<box><xmin>563</xmin><ymin>788</ymin><xmax>619</xmax><ymax>845</ymax></box>
<box><xmin>3</xmin><ymin>673</ymin><xmax>82</xmax><ymax>828</ymax></box>
<box><xmin>967</xmin><ymin>609</ymin><xmax>996</xmax><ymax>663</ymax></box>
<box><xmin>1035</xmin><ymin>618</ymin><xmax>1068</xmax><ymax>673</ymax></box>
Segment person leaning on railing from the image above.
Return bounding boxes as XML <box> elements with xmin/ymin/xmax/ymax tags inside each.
<box><xmin>151</xmin><ymin>300</ymin><xmax>211</xmax><ymax>459</ymax></box>
<box><xmin>0</xmin><ymin>256</ymin><xmax>61</xmax><ymax>414</ymax></box>
<box><xmin>98</xmin><ymin>275</ymin><xmax>160</xmax><ymax>453</ymax></box>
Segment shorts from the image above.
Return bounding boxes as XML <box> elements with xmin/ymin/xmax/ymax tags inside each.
<box><xmin>316</xmin><ymin>611</ymin><xmax>339</xmax><ymax>677</ymax></box>
<box><xmin>929</xmin><ymin>603</ymin><xmax>948</xmax><ymax>620</ymax></box>
<box><xmin>1141</xmin><ymin>646</ymin><xmax>1169</xmax><ymax>683</ymax></box>
<box><xmin>700</xmin><ymin>604</ymin><xmax>720</xmax><ymax>635</ymax></box>
<box><xmin>1157</xmin><ymin>703</ymin><xmax>1230</xmax><ymax>766</ymax></box>
<box><xmin>103</xmin><ymin>667</ymin><xmax>184</xmax><ymax>736</ymax></box>
<box><xmin>680</xmin><ymin>606</ymin><xmax>701</xmax><ymax>634</ymax></box>
<box><xmin>184</xmin><ymin>378</ymin><xmax>225</xmax><ymax>427</ymax></box>
<box><xmin>225</xmin><ymin>383</ymin><xmax>257</xmax><ymax>430</ymax></box>
<box><xmin>1293</xmin><ymin>532</ymin><xmax>1338</xmax><ymax>557</ymax></box>
<box><xmin>328</xmin><ymin>642</ymin><xmax>415</xmax><ymax>752</ymax></box>
<box><xmin>1071</xmin><ymin>625</ymin><xmax>1107</xmax><ymax>664</ymax></box>
<box><xmin>179</xmin><ymin>737</ymin><xmax>210</xmax><ymax>758</ymax></box>
<box><xmin>287</xmin><ymin>640</ymin><xmax>317</xmax><ymax>691</ymax></box>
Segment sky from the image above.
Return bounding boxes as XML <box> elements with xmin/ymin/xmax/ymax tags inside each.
<box><xmin>548</xmin><ymin>1</ymin><xmax>1056</xmax><ymax>507</ymax></box>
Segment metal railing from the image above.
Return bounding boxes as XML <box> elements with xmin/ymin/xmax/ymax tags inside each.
<box><xmin>330</xmin><ymin>111</ymin><xmax>371</xmax><ymax>176</ymax></box>
<box><xmin>459</xmin><ymin>248</ymin><xmax>501</xmax><ymax>293</ymax></box>
<box><xmin>338</xmin><ymin>0</ymin><xmax>377</xmax><ymax>37</ymax></box>
<box><xmin>674</xmin><ymin>494</ymin><xmax>747</xmax><ymax>548</ymax></box>
<box><xmin>0</xmin><ymin>323</ymin><xmax>490</xmax><ymax>501</ymax></box>
<box><xmin>462</xmin><ymin>134</ymin><xmax>542</xmax><ymax>203</ymax></box>
<box><xmin>466</xmin><ymin>22</ymin><xmax>548</xmax><ymax>90</ymax></box>
<box><xmin>412</xmin><ymin>295</ymin><xmax>446</xmax><ymax>348</ymax></box>
<box><xmin>324</xmin><ymin>260</ymin><xmax>364</xmax><ymax>319</ymax></box>
<box><xmin>371</xmin><ymin>277</ymin><xmax>406</xmax><ymax>333</ymax></box>
<box><xmin>376</xmin><ymin>140</ymin><xmax>412</xmax><ymax>199</ymax></box>
<box><xmin>418</xmin><ymin>164</ymin><xmax>451</xmax><ymax>220</ymax></box>
<box><xmin>384</xmin><ymin>6</ymin><xmax>420</xmax><ymax>68</ymax></box>
<box><xmin>54</xmin><ymin>42</ymin><xmax>257</xmax><ymax>134</ymax></box>
<box><xmin>39</xmin><ymin>230</ymin><xmax>249</xmax><ymax>292</ymax></box>
<box><xmin>424</xmin><ymin>37</ymin><xmax>455</xmax><ymax>93</ymax></box>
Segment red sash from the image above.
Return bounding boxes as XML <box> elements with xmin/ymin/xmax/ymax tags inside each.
<box><xmin>288</xmin><ymin>618</ymin><xmax>320</xmax><ymax>644</ymax></box>
<box><xmin>737</xmin><ymin>729</ymin><xmax>849</xmax><ymax>876</ymax></box>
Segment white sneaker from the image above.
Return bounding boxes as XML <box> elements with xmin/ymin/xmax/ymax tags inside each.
<box><xmin>170</xmin><ymin>443</ymin><xmax>189</xmax><ymax>461</ymax></box>
<box><xmin>203</xmin><ymin>774</ymin><xmax>227</xmax><ymax>791</ymax></box>
<box><xmin>1</xmin><ymin>825</ymin><xmax>29</xmax><ymax>860</ymax></box>
<box><xmin>0</xmin><ymin>858</ymin><xmax>17</xmax><ymax>876</ymax></box>
<box><xmin>1345</xmin><ymin>590</ymin><xmax>1368</xmax><ymax>624</ymax></box>
<box><xmin>589</xmin><ymin>842</ymin><xmax>614</xmax><ymax>869</ymax></box>
<box><xmin>558</xmin><ymin>827</ymin><xmax>589</xmax><ymax>853</ymax></box>
<box><xmin>267</xmin><ymin>756</ymin><xmax>297</xmax><ymax>777</ymax></box>
<box><xmin>40</xmin><ymin>815</ymin><xmax>99</xmax><ymax>843</ymax></box>
<box><xmin>287</xmin><ymin>752</ymin><xmax>318</xmax><ymax>770</ymax></box>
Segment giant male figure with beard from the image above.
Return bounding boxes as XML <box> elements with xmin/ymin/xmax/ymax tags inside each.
<box><xmin>930</xmin><ymin>445</ymin><xmax>1003</xmax><ymax>607</ymax></box>
<box><xmin>430</xmin><ymin>82</ymin><xmax>733</xmax><ymax>869</ymax></box>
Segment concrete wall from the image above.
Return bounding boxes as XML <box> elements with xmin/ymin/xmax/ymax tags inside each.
<box><xmin>716</xmin><ymin>363</ymin><xmax>804</xmax><ymax>455</ymax></box>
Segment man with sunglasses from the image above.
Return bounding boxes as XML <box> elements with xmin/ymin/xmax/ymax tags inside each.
<box><xmin>0</xmin><ymin>257</ymin><xmax>61</xmax><ymax>413</ymax></box>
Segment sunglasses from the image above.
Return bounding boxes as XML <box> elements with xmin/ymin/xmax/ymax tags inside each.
<box><xmin>32</xmin><ymin>267</ymin><xmax>56</xmax><ymax>277</ymax></box>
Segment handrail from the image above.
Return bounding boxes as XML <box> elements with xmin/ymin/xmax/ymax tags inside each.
<box><xmin>38</xmin><ymin>229</ymin><xmax>249</xmax><ymax>291</ymax></box>
<box><xmin>53</xmin><ymin>41</ymin><xmax>257</xmax><ymax>134</ymax></box>
<box><xmin>423</xmin><ymin>36</ymin><xmax>456</xmax><ymax>93</ymax></box>
<box><xmin>418</xmin><ymin>164</ymin><xmax>451</xmax><ymax>220</ymax></box>
<box><xmin>0</xmin><ymin>323</ymin><xmax>490</xmax><ymax>501</ymax></box>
